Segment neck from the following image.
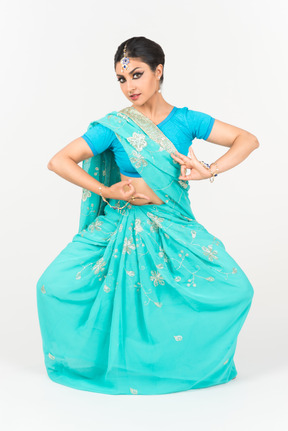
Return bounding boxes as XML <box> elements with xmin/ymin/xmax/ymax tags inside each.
<box><xmin>131</xmin><ymin>92</ymin><xmax>173</xmax><ymax>119</ymax></box>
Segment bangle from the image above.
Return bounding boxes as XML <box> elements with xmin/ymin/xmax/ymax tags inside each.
<box><xmin>209</xmin><ymin>162</ymin><xmax>219</xmax><ymax>183</ymax></box>
<box><xmin>199</xmin><ymin>161</ymin><xmax>219</xmax><ymax>183</ymax></box>
<box><xmin>98</xmin><ymin>185</ymin><xmax>131</xmax><ymax>210</ymax></box>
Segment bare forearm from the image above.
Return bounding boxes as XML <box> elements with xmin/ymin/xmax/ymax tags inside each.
<box><xmin>47</xmin><ymin>156</ymin><xmax>110</xmax><ymax>197</ymax></box>
<box><xmin>210</xmin><ymin>133</ymin><xmax>260</xmax><ymax>174</ymax></box>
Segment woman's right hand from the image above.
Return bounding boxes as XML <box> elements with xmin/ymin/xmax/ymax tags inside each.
<box><xmin>103</xmin><ymin>179</ymin><xmax>151</xmax><ymax>202</ymax></box>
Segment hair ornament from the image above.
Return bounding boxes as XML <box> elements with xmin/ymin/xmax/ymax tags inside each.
<box><xmin>120</xmin><ymin>43</ymin><xmax>130</xmax><ymax>73</ymax></box>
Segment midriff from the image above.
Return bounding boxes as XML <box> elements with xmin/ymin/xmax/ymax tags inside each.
<box><xmin>120</xmin><ymin>173</ymin><xmax>165</xmax><ymax>206</ymax></box>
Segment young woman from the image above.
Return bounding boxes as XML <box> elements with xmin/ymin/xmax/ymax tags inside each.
<box><xmin>36</xmin><ymin>36</ymin><xmax>259</xmax><ymax>395</ymax></box>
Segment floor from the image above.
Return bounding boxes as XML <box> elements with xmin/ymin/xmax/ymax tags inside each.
<box><xmin>1</xmin><ymin>349</ymin><xmax>287</xmax><ymax>431</ymax></box>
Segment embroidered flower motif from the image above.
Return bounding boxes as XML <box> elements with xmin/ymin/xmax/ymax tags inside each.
<box><xmin>48</xmin><ymin>353</ymin><xmax>55</xmax><ymax>360</ymax></box>
<box><xmin>150</xmin><ymin>270</ymin><xmax>165</xmax><ymax>286</ymax></box>
<box><xmin>123</xmin><ymin>237</ymin><xmax>136</xmax><ymax>254</ymax></box>
<box><xmin>82</xmin><ymin>188</ymin><xmax>91</xmax><ymax>202</ymax></box>
<box><xmin>174</xmin><ymin>335</ymin><xmax>183</xmax><ymax>341</ymax></box>
<box><xmin>130</xmin><ymin>387</ymin><xmax>138</xmax><ymax>394</ymax></box>
<box><xmin>202</xmin><ymin>244</ymin><xmax>219</xmax><ymax>261</ymax></box>
<box><xmin>92</xmin><ymin>257</ymin><xmax>107</xmax><ymax>274</ymax></box>
<box><xmin>88</xmin><ymin>219</ymin><xmax>103</xmax><ymax>232</ymax></box>
<box><xmin>104</xmin><ymin>285</ymin><xmax>111</xmax><ymax>293</ymax></box>
<box><xmin>175</xmin><ymin>276</ymin><xmax>181</xmax><ymax>282</ymax></box>
<box><xmin>120</xmin><ymin>107</ymin><xmax>176</xmax><ymax>153</ymax></box>
<box><xmin>129</xmin><ymin>150</ymin><xmax>148</xmax><ymax>168</ymax></box>
<box><xmin>134</xmin><ymin>218</ymin><xmax>143</xmax><ymax>234</ymax></box>
<box><xmin>147</xmin><ymin>213</ymin><xmax>164</xmax><ymax>232</ymax></box>
<box><xmin>41</xmin><ymin>285</ymin><xmax>46</xmax><ymax>294</ymax></box>
<box><xmin>127</xmin><ymin>132</ymin><xmax>148</xmax><ymax>151</ymax></box>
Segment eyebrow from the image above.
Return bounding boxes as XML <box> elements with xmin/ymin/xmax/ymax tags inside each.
<box><xmin>116</xmin><ymin>67</ymin><xmax>142</xmax><ymax>77</ymax></box>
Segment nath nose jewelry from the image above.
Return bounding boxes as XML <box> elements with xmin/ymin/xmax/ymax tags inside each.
<box><xmin>120</xmin><ymin>43</ymin><xmax>130</xmax><ymax>73</ymax></box>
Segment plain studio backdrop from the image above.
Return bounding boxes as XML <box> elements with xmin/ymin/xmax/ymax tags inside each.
<box><xmin>0</xmin><ymin>0</ymin><xmax>287</xmax><ymax>430</ymax></box>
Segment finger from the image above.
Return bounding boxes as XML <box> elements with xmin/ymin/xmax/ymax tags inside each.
<box><xmin>123</xmin><ymin>185</ymin><xmax>135</xmax><ymax>197</ymax></box>
<box><xmin>135</xmin><ymin>194</ymin><xmax>150</xmax><ymax>200</ymax></box>
<box><xmin>171</xmin><ymin>154</ymin><xmax>186</xmax><ymax>165</ymax></box>
<box><xmin>171</xmin><ymin>150</ymin><xmax>184</xmax><ymax>157</ymax></box>
<box><xmin>171</xmin><ymin>151</ymin><xmax>184</xmax><ymax>159</ymax></box>
<box><xmin>181</xmin><ymin>164</ymin><xmax>187</xmax><ymax>177</ymax></box>
<box><xmin>188</xmin><ymin>147</ymin><xmax>198</xmax><ymax>161</ymax></box>
<box><xmin>173</xmin><ymin>151</ymin><xmax>192</xmax><ymax>165</ymax></box>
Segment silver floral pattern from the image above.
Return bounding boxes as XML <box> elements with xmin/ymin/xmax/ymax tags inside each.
<box><xmin>37</xmin><ymin>105</ymin><xmax>254</xmax><ymax>396</ymax></box>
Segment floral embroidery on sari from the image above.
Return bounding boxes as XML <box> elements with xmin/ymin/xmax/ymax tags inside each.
<box><xmin>35</xmin><ymin>105</ymin><xmax>254</xmax><ymax>395</ymax></box>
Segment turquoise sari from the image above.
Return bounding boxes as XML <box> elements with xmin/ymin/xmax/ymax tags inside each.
<box><xmin>36</xmin><ymin>106</ymin><xmax>254</xmax><ymax>395</ymax></box>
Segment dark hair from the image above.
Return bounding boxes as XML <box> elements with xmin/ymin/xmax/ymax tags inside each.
<box><xmin>114</xmin><ymin>36</ymin><xmax>165</xmax><ymax>86</ymax></box>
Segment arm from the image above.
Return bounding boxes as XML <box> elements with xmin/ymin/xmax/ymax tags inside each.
<box><xmin>205</xmin><ymin>119</ymin><xmax>260</xmax><ymax>175</ymax></box>
<box><xmin>47</xmin><ymin>137</ymin><xmax>150</xmax><ymax>201</ymax></box>
<box><xmin>171</xmin><ymin>119</ymin><xmax>260</xmax><ymax>181</ymax></box>
<box><xmin>47</xmin><ymin>137</ymin><xmax>112</xmax><ymax>197</ymax></box>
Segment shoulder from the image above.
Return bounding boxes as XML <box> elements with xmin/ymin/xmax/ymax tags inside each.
<box><xmin>179</xmin><ymin>106</ymin><xmax>215</xmax><ymax>140</ymax></box>
<box><xmin>85</xmin><ymin>120</ymin><xmax>115</xmax><ymax>138</ymax></box>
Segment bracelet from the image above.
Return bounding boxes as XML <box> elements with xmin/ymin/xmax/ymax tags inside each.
<box><xmin>199</xmin><ymin>161</ymin><xmax>219</xmax><ymax>183</ymax></box>
<box><xmin>98</xmin><ymin>185</ymin><xmax>132</xmax><ymax>210</ymax></box>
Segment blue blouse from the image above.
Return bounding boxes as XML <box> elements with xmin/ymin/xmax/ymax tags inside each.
<box><xmin>81</xmin><ymin>106</ymin><xmax>215</xmax><ymax>178</ymax></box>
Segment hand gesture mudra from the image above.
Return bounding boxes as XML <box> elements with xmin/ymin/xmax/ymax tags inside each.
<box><xmin>170</xmin><ymin>147</ymin><xmax>212</xmax><ymax>181</ymax></box>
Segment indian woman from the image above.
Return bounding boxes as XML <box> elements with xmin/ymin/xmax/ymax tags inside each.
<box><xmin>36</xmin><ymin>36</ymin><xmax>259</xmax><ymax>395</ymax></box>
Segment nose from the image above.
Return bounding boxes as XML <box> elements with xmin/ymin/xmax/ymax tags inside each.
<box><xmin>126</xmin><ymin>79</ymin><xmax>136</xmax><ymax>93</ymax></box>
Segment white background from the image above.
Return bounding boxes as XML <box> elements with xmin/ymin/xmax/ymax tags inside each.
<box><xmin>0</xmin><ymin>0</ymin><xmax>287</xmax><ymax>429</ymax></box>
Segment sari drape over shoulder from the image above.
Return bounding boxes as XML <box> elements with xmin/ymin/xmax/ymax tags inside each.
<box><xmin>36</xmin><ymin>106</ymin><xmax>254</xmax><ymax>395</ymax></box>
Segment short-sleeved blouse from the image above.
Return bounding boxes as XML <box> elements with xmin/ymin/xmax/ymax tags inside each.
<box><xmin>81</xmin><ymin>106</ymin><xmax>215</xmax><ymax>178</ymax></box>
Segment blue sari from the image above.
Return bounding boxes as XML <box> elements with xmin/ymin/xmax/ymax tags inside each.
<box><xmin>36</xmin><ymin>106</ymin><xmax>254</xmax><ymax>395</ymax></box>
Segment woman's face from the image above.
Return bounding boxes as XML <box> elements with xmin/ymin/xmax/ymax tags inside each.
<box><xmin>115</xmin><ymin>58</ymin><xmax>162</xmax><ymax>106</ymax></box>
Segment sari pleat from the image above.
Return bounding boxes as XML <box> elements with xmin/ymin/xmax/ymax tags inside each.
<box><xmin>36</xmin><ymin>106</ymin><xmax>254</xmax><ymax>395</ymax></box>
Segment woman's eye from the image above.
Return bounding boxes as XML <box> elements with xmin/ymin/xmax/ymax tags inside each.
<box><xmin>117</xmin><ymin>72</ymin><xmax>143</xmax><ymax>83</ymax></box>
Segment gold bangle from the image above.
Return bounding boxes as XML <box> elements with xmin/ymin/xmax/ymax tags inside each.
<box><xmin>209</xmin><ymin>163</ymin><xmax>219</xmax><ymax>183</ymax></box>
<box><xmin>199</xmin><ymin>161</ymin><xmax>219</xmax><ymax>183</ymax></box>
<box><xmin>98</xmin><ymin>185</ymin><xmax>131</xmax><ymax>210</ymax></box>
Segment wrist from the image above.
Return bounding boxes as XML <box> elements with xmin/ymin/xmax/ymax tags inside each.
<box><xmin>98</xmin><ymin>184</ymin><xmax>111</xmax><ymax>199</ymax></box>
<box><xmin>210</xmin><ymin>162</ymin><xmax>219</xmax><ymax>175</ymax></box>
<box><xmin>198</xmin><ymin>160</ymin><xmax>213</xmax><ymax>179</ymax></box>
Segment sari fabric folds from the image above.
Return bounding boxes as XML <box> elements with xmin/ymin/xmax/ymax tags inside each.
<box><xmin>36</xmin><ymin>106</ymin><xmax>254</xmax><ymax>395</ymax></box>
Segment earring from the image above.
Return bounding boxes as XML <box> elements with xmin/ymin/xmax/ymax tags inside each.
<box><xmin>158</xmin><ymin>76</ymin><xmax>161</xmax><ymax>93</ymax></box>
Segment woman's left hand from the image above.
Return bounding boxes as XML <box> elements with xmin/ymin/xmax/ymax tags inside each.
<box><xmin>170</xmin><ymin>147</ymin><xmax>212</xmax><ymax>181</ymax></box>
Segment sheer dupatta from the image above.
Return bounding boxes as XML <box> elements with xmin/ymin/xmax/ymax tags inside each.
<box><xmin>78</xmin><ymin>106</ymin><xmax>196</xmax><ymax>232</ymax></box>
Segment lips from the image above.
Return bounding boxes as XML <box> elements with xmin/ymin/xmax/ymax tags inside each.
<box><xmin>130</xmin><ymin>93</ymin><xmax>141</xmax><ymax>97</ymax></box>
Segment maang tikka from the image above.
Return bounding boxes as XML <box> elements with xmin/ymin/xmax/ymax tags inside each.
<box><xmin>120</xmin><ymin>43</ymin><xmax>130</xmax><ymax>73</ymax></box>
